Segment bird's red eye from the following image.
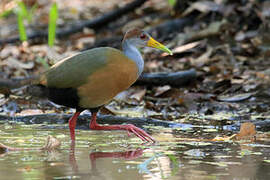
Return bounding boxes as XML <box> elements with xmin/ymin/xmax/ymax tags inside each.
<box><xmin>140</xmin><ymin>33</ymin><xmax>146</xmax><ymax>39</ymax></box>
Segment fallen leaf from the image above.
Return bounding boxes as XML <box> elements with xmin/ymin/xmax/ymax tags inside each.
<box><xmin>0</xmin><ymin>45</ymin><xmax>20</xmax><ymax>59</ymax></box>
<box><xmin>105</xmin><ymin>106</ymin><xmax>146</xmax><ymax>117</ymax></box>
<box><xmin>114</xmin><ymin>87</ymin><xmax>146</xmax><ymax>103</ymax></box>
<box><xmin>212</xmin><ymin>134</ymin><xmax>237</xmax><ymax>141</ymax></box>
<box><xmin>130</xmin><ymin>88</ymin><xmax>146</xmax><ymax>101</ymax></box>
<box><xmin>171</xmin><ymin>41</ymin><xmax>202</xmax><ymax>54</ymax></box>
<box><xmin>236</xmin><ymin>122</ymin><xmax>256</xmax><ymax>140</ymax></box>
<box><xmin>2</xmin><ymin>58</ymin><xmax>34</xmax><ymax>69</ymax></box>
<box><xmin>191</xmin><ymin>47</ymin><xmax>213</xmax><ymax>67</ymax></box>
<box><xmin>217</xmin><ymin>92</ymin><xmax>254</xmax><ymax>102</ymax></box>
<box><xmin>154</xmin><ymin>85</ymin><xmax>171</xmax><ymax>97</ymax></box>
<box><xmin>183</xmin><ymin>1</ymin><xmax>224</xmax><ymax>16</ymax></box>
<box><xmin>18</xmin><ymin>109</ymin><xmax>43</xmax><ymax>116</ymax></box>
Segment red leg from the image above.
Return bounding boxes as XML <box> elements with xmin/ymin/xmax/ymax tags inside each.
<box><xmin>89</xmin><ymin>112</ymin><xmax>155</xmax><ymax>142</ymax></box>
<box><xmin>68</xmin><ymin>111</ymin><xmax>81</xmax><ymax>142</ymax></box>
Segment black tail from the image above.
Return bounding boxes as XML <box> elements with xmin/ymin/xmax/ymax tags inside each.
<box><xmin>26</xmin><ymin>84</ymin><xmax>49</xmax><ymax>98</ymax></box>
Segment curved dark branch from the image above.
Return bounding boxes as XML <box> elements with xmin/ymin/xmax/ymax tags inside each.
<box><xmin>0</xmin><ymin>113</ymin><xmax>192</xmax><ymax>130</ymax></box>
<box><xmin>0</xmin><ymin>0</ymin><xmax>147</xmax><ymax>45</ymax></box>
<box><xmin>136</xmin><ymin>69</ymin><xmax>196</xmax><ymax>87</ymax></box>
<box><xmin>1</xmin><ymin>114</ymin><xmax>268</xmax><ymax>132</ymax></box>
<box><xmin>0</xmin><ymin>70</ymin><xmax>196</xmax><ymax>94</ymax></box>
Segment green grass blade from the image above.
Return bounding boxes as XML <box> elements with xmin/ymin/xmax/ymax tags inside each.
<box><xmin>17</xmin><ymin>4</ymin><xmax>27</xmax><ymax>42</ymax></box>
<box><xmin>48</xmin><ymin>3</ymin><xmax>58</xmax><ymax>47</ymax></box>
<box><xmin>27</xmin><ymin>3</ymin><xmax>38</xmax><ymax>23</ymax></box>
<box><xmin>18</xmin><ymin>1</ymin><xmax>28</xmax><ymax>18</ymax></box>
<box><xmin>168</xmin><ymin>0</ymin><xmax>176</xmax><ymax>7</ymax></box>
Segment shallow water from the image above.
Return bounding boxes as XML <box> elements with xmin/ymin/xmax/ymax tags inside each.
<box><xmin>0</xmin><ymin>122</ymin><xmax>269</xmax><ymax>180</ymax></box>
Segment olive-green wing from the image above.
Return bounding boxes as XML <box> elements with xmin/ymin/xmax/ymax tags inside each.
<box><xmin>40</xmin><ymin>47</ymin><xmax>122</xmax><ymax>88</ymax></box>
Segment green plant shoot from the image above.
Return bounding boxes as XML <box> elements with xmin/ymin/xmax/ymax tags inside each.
<box><xmin>168</xmin><ymin>0</ymin><xmax>177</xmax><ymax>7</ymax></box>
<box><xmin>48</xmin><ymin>3</ymin><xmax>58</xmax><ymax>47</ymax></box>
<box><xmin>17</xmin><ymin>2</ymin><xmax>28</xmax><ymax>41</ymax></box>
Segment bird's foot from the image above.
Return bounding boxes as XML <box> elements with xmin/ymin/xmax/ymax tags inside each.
<box><xmin>122</xmin><ymin>124</ymin><xmax>155</xmax><ymax>143</ymax></box>
<box><xmin>89</xmin><ymin>118</ymin><xmax>155</xmax><ymax>142</ymax></box>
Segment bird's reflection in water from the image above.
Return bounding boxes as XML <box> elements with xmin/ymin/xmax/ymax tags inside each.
<box><xmin>69</xmin><ymin>141</ymin><xmax>144</xmax><ymax>175</ymax></box>
<box><xmin>69</xmin><ymin>141</ymin><xmax>79</xmax><ymax>172</ymax></box>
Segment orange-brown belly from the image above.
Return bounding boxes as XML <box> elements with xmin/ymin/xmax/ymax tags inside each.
<box><xmin>77</xmin><ymin>58</ymin><xmax>138</xmax><ymax>108</ymax></box>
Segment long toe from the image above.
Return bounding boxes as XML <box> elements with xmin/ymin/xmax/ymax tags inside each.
<box><xmin>125</xmin><ymin>124</ymin><xmax>155</xmax><ymax>142</ymax></box>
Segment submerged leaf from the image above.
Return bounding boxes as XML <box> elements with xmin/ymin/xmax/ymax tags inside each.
<box><xmin>42</xmin><ymin>136</ymin><xmax>61</xmax><ymax>150</ymax></box>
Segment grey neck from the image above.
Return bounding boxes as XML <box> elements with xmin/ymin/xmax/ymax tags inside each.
<box><xmin>122</xmin><ymin>40</ymin><xmax>144</xmax><ymax>76</ymax></box>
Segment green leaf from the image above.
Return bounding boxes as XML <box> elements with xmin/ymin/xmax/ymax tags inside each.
<box><xmin>168</xmin><ymin>0</ymin><xmax>177</xmax><ymax>7</ymax></box>
<box><xmin>48</xmin><ymin>3</ymin><xmax>58</xmax><ymax>47</ymax></box>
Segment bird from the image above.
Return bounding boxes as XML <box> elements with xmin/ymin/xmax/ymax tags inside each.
<box><xmin>28</xmin><ymin>28</ymin><xmax>172</xmax><ymax>143</ymax></box>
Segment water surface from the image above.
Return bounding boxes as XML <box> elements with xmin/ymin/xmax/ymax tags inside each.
<box><xmin>0</xmin><ymin>122</ymin><xmax>269</xmax><ymax>180</ymax></box>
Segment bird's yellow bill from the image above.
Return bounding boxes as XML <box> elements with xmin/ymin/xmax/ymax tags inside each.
<box><xmin>147</xmin><ymin>37</ymin><xmax>173</xmax><ymax>55</ymax></box>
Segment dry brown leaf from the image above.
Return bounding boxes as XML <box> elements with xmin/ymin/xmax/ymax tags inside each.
<box><xmin>154</xmin><ymin>85</ymin><xmax>171</xmax><ymax>97</ymax></box>
<box><xmin>17</xmin><ymin>109</ymin><xmax>43</xmax><ymax>116</ymax></box>
<box><xmin>236</xmin><ymin>122</ymin><xmax>256</xmax><ymax>140</ymax></box>
<box><xmin>217</xmin><ymin>93</ymin><xmax>254</xmax><ymax>102</ymax></box>
<box><xmin>191</xmin><ymin>47</ymin><xmax>213</xmax><ymax>67</ymax></box>
<box><xmin>171</xmin><ymin>41</ymin><xmax>202</xmax><ymax>54</ymax></box>
<box><xmin>0</xmin><ymin>57</ymin><xmax>34</xmax><ymax>69</ymax></box>
<box><xmin>114</xmin><ymin>87</ymin><xmax>146</xmax><ymax>103</ymax></box>
<box><xmin>130</xmin><ymin>88</ymin><xmax>146</xmax><ymax>101</ymax></box>
<box><xmin>104</xmin><ymin>105</ymin><xmax>146</xmax><ymax>117</ymax></box>
<box><xmin>212</xmin><ymin>134</ymin><xmax>237</xmax><ymax>141</ymax></box>
<box><xmin>0</xmin><ymin>45</ymin><xmax>20</xmax><ymax>59</ymax></box>
<box><xmin>1</xmin><ymin>58</ymin><xmax>34</xmax><ymax>69</ymax></box>
<box><xmin>183</xmin><ymin>1</ymin><xmax>223</xmax><ymax>16</ymax></box>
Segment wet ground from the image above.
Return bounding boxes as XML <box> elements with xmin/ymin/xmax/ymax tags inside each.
<box><xmin>0</xmin><ymin>120</ymin><xmax>269</xmax><ymax>180</ymax></box>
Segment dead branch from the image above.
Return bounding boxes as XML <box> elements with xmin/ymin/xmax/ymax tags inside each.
<box><xmin>136</xmin><ymin>69</ymin><xmax>196</xmax><ymax>87</ymax></box>
<box><xmin>85</xmin><ymin>17</ymin><xmax>194</xmax><ymax>50</ymax></box>
<box><xmin>0</xmin><ymin>70</ymin><xmax>196</xmax><ymax>94</ymax></box>
<box><xmin>0</xmin><ymin>0</ymin><xmax>147</xmax><ymax>45</ymax></box>
<box><xmin>1</xmin><ymin>113</ymin><xmax>269</xmax><ymax>132</ymax></box>
<box><xmin>0</xmin><ymin>113</ymin><xmax>191</xmax><ymax>129</ymax></box>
